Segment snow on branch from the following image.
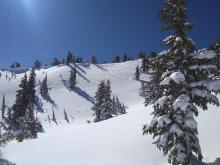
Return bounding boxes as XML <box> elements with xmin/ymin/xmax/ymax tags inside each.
<box><xmin>193</xmin><ymin>49</ymin><xmax>216</xmax><ymax>59</ymax></box>
<box><xmin>189</xmin><ymin>64</ymin><xmax>217</xmax><ymax>70</ymax></box>
<box><xmin>173</xmin><ymin>94</ymin><xmax>190</xmax><ymax>112</ymax></box>
<box><xmin>190</xmin><ymin>79</ymin><xmax>220</xmax><ymax>93</ymax></box>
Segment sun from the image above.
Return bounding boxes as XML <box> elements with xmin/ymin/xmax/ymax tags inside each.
<box><xmin>21</xmin><ymin>0</ymin><xmax>35</xmax><ymax>10</ymax></box>
<box><xmin>20</xmin><ymin>0</ymin><xmax>37</xmax><ymax>15</ymax></box>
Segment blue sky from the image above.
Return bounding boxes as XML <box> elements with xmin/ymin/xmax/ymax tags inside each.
<box><xmin>0</xmin><ymin>0</ymin><xmax>219</xmax><ymax>67</ymax></box>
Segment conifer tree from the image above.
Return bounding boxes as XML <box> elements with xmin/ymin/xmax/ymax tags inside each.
<box><xmin>10</xmin><ymin>69</ymin><xmax>38</xmax><ymax>141</ymax></box>
<box><xmin>141</xmin><ymin>57</ymin><xmax>149</xmax><ymax>73</ymax></box>
<box><xmin>142</xmin><ymin>1</ymin><xmax>220</xmax><ymax>164</ymax></box>
<box><xmin>10</xmin><ymin>62</ymin><xmax>21</xmax><ymax>68</ymax></box>
<box><xmin>1</xmin><ymin>95</ymin><xmax>6</xmax><ymax>120</ymax></box>
<box><xmin>25</xmin><ymin>68</ymin><xmax>37</xmax><ymax>139</ymax></box>
<box><xmin>40</xmin><ymin>74</ymin><xmax>49</xmax><ymax>97</ymax></box>
<box><xmin>11</xmin><ymin>73</ymin><xmax>28</xmax><ymax>124</ymax></box>
<box><xmin>138</xmin><ymin>51</ymin><xmax>146</xmax><ymax>59</ymax></box>
<box><xmin>123</xmin><ymin>54</ymin><xmax>128</xmax><ymax>62</ymax></box>
<box><xmin>92</xmin><ymin>80</ymin><xmax>127</xmax><ymax>122</ymax></box>
<box><xmin>33</xmin><ymin>59</ymin><xmax>42</xmax><ymax>69</ymax></box>
<box><xmin>92</xmin><ymin>81</ymin><xmax>113</xmax><ymax>122</ymax></box>
<box><xmin>91</xmin><ymin>56</ymin><xmax>97</xmax><ymax>64</ymax></box>
<box><xmin>115</xmin><ymin>96</ymin><xmax>127</xmax><ymax>114</ymax></box>
<box><xmin>51</xmin><ymin>57</ymin><xmax>60</xmax><ymax>66</ymax></box>
<box><xmin>66</xmin><ymin>51</ymin><xmax>75</xmax><ymax>65</ymax></box>
<box><xmin>113</xmin><ymin>56</ymin><xmax>121</xmax><ymax>63</ymax></box>
<box><xmin>209</xmin><ymin>40</ymin><xmax>220</xmax><ymax>76</ymax></box>
<box><xmin>141</xmin><ymin>56</ymin><xmax>164</xmax><ymax>106</ymax></box>
<box><xmin>149</xmin><ymin>51</ymin><xmax>157</xmax><ymax>58</ymax></box>
<box><xmin>69</xmin><ymin>68</ymin><xmax>77</xmax><ymax>89</ymax></box>
<box><xmin>112</xmin><ymin>95</ymin><xmax>117</xmax><ymax>115</ymax></box>
<box><xmin>76</xmin><ymin>57</ymin><xmax>80</xmax><ymax>63</ymax></box>
<box><xmin>79</xmin><ymin>57</ymin><xmax>83</xmax><ymax>63</ymax></box>
<box><xmin>104</xmin><ymin>80</ymin><xmax>113</xmax><ymax>115</ymax></box>
<box><xmin>135</xmin><ymin>65</ymin><xmax>140</xmax><ymax>80</ymax></box>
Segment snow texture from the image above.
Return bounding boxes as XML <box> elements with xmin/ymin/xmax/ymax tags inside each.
<box><xmin>169</xmin><ymin>72</ymin><xmax>185</xmax><ymax>84</ymax></box>
<box><xmin>0</xmin><ymin>60</ymin><xmax>219</xmax><ymax>165</ymax></box>
<box><xmin>193</xmin><ymin>49</ymin><xmax>216</xmax><ymax>59</ymax></box>
<box><xmin>173</xmin><ymin>94</ymin><xmax>190</xmax><ymax>111</ymax></box>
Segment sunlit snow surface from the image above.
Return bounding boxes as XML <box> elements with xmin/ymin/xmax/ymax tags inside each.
<box><xmin>0</xmin><ymin>60</ymin><xmax>219</xmax><ymax>165</ymax></box>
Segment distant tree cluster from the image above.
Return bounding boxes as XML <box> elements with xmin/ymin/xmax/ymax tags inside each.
<box><xmin>10</xmin><ymin>62</ymin><xmax>21</xmax><ymax>68</ymax></box>
<box><xmin>33</xmin><ymin>59</ymin><xmax>42</xmax><ymax>69</ymax></box>
<box><xmin>113</xmin><ymin>53</ymin><xmax>134</xmax><ymax>63</ymax></box>
<box><xmin>92</xmin><ymin>80</ymin><xmax>127</xmax><ymax>122</ymax></box>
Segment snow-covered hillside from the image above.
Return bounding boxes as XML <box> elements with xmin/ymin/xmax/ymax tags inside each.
<box><xmin>0</xmin><ymin>60</ymin><xmax>219</xmax><ymax>165</ymax></box>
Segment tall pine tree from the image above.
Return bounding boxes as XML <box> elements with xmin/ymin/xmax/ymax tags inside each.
<box><xmin>143</xmin><ymin>1</ymin><xmax>220</xmax><ymax>164</ymax></box>
<box><xmin>40</xmin><ymin>74</ymin><xmax>49</xmax><ymax>97</ymax></box>
<box><xmin>25</xmin><ymin>68</ymin><xmax>37</xmax><ymax>139</ymax></box>
<box><xmin>11</xmin><ymin>73</ymin><xmax>28</xmax><ymax>125</ymax></box>
<box><xmin>1</xmin><ymin>95</ymin><xmax>6</xmax><ymax>120</ymax></box>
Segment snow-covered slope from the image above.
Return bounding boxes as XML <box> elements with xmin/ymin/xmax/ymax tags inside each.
<box><xmin>0</xmin><ymin>60</ymin><xmax>219</xmax><ymax>165</ymax></box>
<box><xmin>0</xmin><ymin>60</ymin><xmax>142</xmax><ymax>125</ymax></box>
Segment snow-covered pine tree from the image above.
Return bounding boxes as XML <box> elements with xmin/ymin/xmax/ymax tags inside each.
<box><xmin>143</xmin><ymin>1</ymin><xmax>220</xmax><ymax>164</ymax></box>
<box><xmin>69</xmin><ymin>67</ymin><xmax>77</xmax><ymax>89</ymax></box>
<box><xmin>141</xmin><ymin>57</ymin><xmax>149</xmax><ymax>73</ymax></box>
<box><xmin>135</xmin><ymin>65</ymin><xmax>140</xmax><ymax>81</ymax></box>
<box><xmin>92</xmin><ymin>80</ymin><xmax>113</xmax><ymax>122</ymax></box>
<box><xmin>142</xmin><ymin>56</ymin><xmax>164</xmax><ymax>106</ymax></box>
<box><xmin>11</xmin><ymin>73</ymin><xmax>28</xmax><ymax>125</ymax></box>
<box><xmin>1</xmin><ymin>95</ymin><xmax>6</xmax><ymax>120</ymax></box>
<box><xmin>112</xmin><ymin>95</ymin><xmax>118</xmax><ymax>115</ymax></box>
<box><xmin>208</xmin><ymin>40</ymin><xmax>220</xmax><ymax>77</ymax></box>
<box><xmin>40</xmin><ymin>74</ymin><xmax>49</xmax><ymax>97</ymax></box>
<box><xmin>25</xmin><ymin>68</ymin><xmax>37</xmax><ymax>139</ymax></box>
<box><xmin>104</xmin><ymin>80</ymin><xmax>113</xmax><ymax>115</ymax></box>
<box><xmin>115</xmin><ymin>96</ymin><xmax>127</xmax><ymax>114</ymax></box>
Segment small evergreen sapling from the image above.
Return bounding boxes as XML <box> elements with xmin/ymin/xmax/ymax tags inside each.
<box><xmin>135</xmin><ymin>65</ymin><xmax>140</xmax><ymax>80</ymax></box>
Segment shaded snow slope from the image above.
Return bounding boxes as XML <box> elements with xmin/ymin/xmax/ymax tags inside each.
<box><xmin>0</xmin><ymin>60</ymin><xmax>220</xmax><ymax>165</ymax></box>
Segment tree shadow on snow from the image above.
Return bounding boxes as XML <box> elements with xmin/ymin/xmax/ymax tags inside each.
<box><xmin>35</xmin><ymin>96</ymin><xmax>44</xmax><ymax>112</ymax></box>
<box><xmin>41</xmin><ymin>94</ymin><xmax>58</xmax><ymax>109</ymax></box>
<box><xmin>69</xmin><ymin>64</ymin><xmax>90</xmax><ymax>83</ymax></box>
<box><xmin>72</xmin><ymin>64</ymin><xmax>86</xmax><ymax>74</ymax></box>
<box><xmin>95</xmin><ymin>64</ymin><xmax>107</xmax><ymax>72</ymax></box>
<box><xmin>79</xmin><ymin>63</ymin><xmax>91</xmax><ymax>69</ymax></box>
<box><xmin>71</xmin><ymin>87</ymin><xmax>94</xmax><ymax>104</ymax></box>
